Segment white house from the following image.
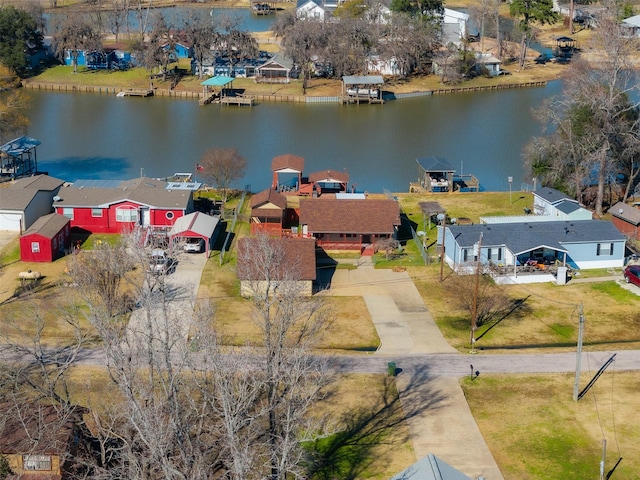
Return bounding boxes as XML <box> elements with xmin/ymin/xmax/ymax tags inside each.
<box><xmin>442</xmin><ymin>8</ymin><xmax>469</xmax><ymax>44</ymax></box>
<box><xmin>0</xmin><ymin>175</ymin><xmax>64</xmax><ymax>231</ymax></box>
<box><xmin>297</xmin><ymin>0</ymin><xmax>329</xmax><ymax>21</ymax></box>
<box><xmin>622</xmin><ymin>14</ymin><xmax>640</xmax><ymax>37</ymax></box>
<box><xmin>475</xmin><ymin>53</ymin><xmax>501</xmax><ymax>76</ymax></box>
<box><xmin>367</xmin><ymin>55</ymin><xmax>400</xmax><ymax>75</ymax></box>
<box><xmin>533</xmin><ymin>186</ymin><xmax>592</xmax><ymax>219</ymax></box>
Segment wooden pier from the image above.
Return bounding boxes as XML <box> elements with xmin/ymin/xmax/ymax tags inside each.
<box><xmin>220</xmin><ymin>95</ymin><xmax>255</xmax><ymax>107</ymax></box>
<box><xmin>341</xmin><ymin>95</ymin><xmax>384</xmax><ymax>105</ymax></box>
<box><xmin>117</xmin><ymin>88</ymin><xmax>154</xmax><ymax>97</ymax></box>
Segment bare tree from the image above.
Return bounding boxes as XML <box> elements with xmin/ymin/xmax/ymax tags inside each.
<box><xmin>524</xmin><ymin>1</ymin><xmax>640</xmax><ymax>213</ymax></box>
<box><xmin>238</xmin><ymin>235</ymin><xmax>332</xmax><ymax>480</ymax></box>
<box><xmin>182</xmin><ymin>9</ymin><xmax>217</xmax><ymax>80</ymax></box>
<box><xmin>0</xmin><ymin>89</ymin><xmax>29</xmax><ymax>143</ymax></box>
<box><xmin>52</xmin><ymin>13</ymin><xmax>102</xmax><ymax>74</ymax></box>
<box><xmin>198</xmin><ymin>147</ymin><xmax>247</xmax><ymax>202</ymax></box>
<box><xmin>447</xmin><ymin>268</ymin><xmax>513</xmax><ymax>346</ymax></box>
<box><xmin>280</xmin><ymin>19</ymin><xmax>328</xmax><ymax>94</ymax></box>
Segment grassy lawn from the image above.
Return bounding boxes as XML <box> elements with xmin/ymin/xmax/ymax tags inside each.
<box><xmin>462</xmin><ymin>372</ymin><xmax>640</xmax><ymax>480</ymax></box>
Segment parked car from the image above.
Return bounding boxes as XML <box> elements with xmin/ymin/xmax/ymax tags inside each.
<box><xmin>183</xmin><ymin>238</ymin><xmax>205</xmax><ymax>253</ymax></box>
<box><xmin>623</xmin><ymin>265</ymin><xmax>640</xmax><ymax>287</ymax></box>
<box><xmin>149</xmin><ymin>249</ymin><xmax>175</xmax><ymax>274</ymax></box>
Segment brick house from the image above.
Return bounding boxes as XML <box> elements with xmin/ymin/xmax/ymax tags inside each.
<box><xmin>237</xmin><ymin>236</ymin><xmax>317</xmax><ymax>296</ymax></box>
<box><xmin>299</xmin><ymin>197</ymin><xmax>401</xmax><ymax>251</ymax></box>
<box><xmin>0</xmin><ymin>403</ymin><xmax>90</xmax><ymax>479</ymax></box>
<box><xmin>53</xmin><ymin>178</ymin><xmax>194</xmax><ymax>234</ymax></box>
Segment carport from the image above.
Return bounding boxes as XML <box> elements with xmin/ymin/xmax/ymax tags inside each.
<box><xmin>169</xmin><ymin>212</ymin><xmax>219</xmax><ymax>256</ymax></box>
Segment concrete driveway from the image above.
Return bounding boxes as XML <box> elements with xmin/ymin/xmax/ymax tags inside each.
<box><xmin>325</xmin><ymin>257</ymin><xmax>503</xmax><ymax>480</ymax></box>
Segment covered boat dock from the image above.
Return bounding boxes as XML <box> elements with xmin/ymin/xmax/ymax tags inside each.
<box><xmin>200</xmin><ymin>76</ymin><xmax>255</xmax><ymax>106</ymax></box>
<box><xmin>0</xmin><ymin>136</ymin><xmax>41</xmax><ymax>179</ymax></box>
<box><xmin>341</xmin><ymin>75</ymin><xmax>384</xmax><ymax>104</ymax></box>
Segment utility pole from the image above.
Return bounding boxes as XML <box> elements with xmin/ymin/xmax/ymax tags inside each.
<box><xmin>600</xmin><ymin>438</ymin><xmax>606</xmax><ymax>480</ymax></box>
<box><xmin>470</xmin><ymin>232</ymin><xmax>483</xmax><ymax>351</ymax></box>
<box><xmin>573</xmin><ymin>304</ymin><xmax>584</xmax><ymax>401</ymax></box>
<box><xmin>438</xmin><ymin>213</ymin><xmax>446</xmax><ymax>281</ymax></box>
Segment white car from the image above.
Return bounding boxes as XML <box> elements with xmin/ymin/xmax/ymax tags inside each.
<box><xmin>183</xmin><ymin>238</ymin><xmax>204</xmax><ymax>253</ymax></box>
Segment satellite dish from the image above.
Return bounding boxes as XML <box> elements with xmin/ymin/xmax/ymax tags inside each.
<box><xmin>436</xmin><ymin>213</ymin><xmax>445</xmax><ymax>221</ymax></box>
<box><xmin>451</xmin><ymin>218</ymin><xmax>457</xmax><ymax>224</ymax></box>
<box><xmin>417</xmin><ymin>230</ymin><xmax>426</xmax><ymax>237</ymax></box>
<box><xmin>52</xmin><ymin>196</ymin><xmax>61</xmax><ymax>202</ymax></box>
<box><xmin>619</xmin><ymin>208</ymin><xmax>625</xmax><ymax>214</ymax></box>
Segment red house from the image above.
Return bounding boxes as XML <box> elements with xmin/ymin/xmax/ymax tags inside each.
<box><xmin>53</xmin><ymin>177</ymin><xmax>195</xmax><ymax>234</ymax></box>
<box><xmin>609</xmin><ymin>202</ymin><xmax>640</xmax><ymax>240</ymax></box>
<box><xmin>20</xmin><ymin>213</ymin><xmax>70</xmax><ymax>262</ymax></box>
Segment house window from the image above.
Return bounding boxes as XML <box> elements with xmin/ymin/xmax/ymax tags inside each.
<box><xmin>596</xmin><ymin>243</ymin><xmax>614</xmax><ymax>256</ymax></box>
<box><xmin>165</xmin><ymin>211</ymin><xmax>174</xmax><ymax>220</ymax></box>
<box><xmin>116</xmin><ymin>208</ymin><xmax>138</xmax><ymax>223</ymax></box>
<box><xmin>487</xmin><ymin>248</ymin><xmax>492</xmax><ymax>261</ymax></box>
<box><xmin>23</xmin><ymin>454</ymin><xmax>52</xmax><ymax>471</ymax></box>
<box><xmin>497</xmin><ymin>248</ymin><xmax>502</xmax><ymax>261</ymax></box>
<box><xmin>62</xmin><ymin>207</ymin><xmax>74</xmax><ymax>219</ymax></box>
<box><xmin>91</xmin><ymin>208</ymin><xmax>103</xmax><ymax>217</ymax></box>
<box><xmin>53</xmin><ymin>238</ymin><xmax>57</xmax><ymax>250</ymax></box>
<box><xmin>462</xmin><ymin>248</ymin><xmax>468</xmax><ymax>262</ymax></box>
<box><xmin>31</xmin><ymin>242</ymin><xmax>40</xmax><ymax>253</ymax></box>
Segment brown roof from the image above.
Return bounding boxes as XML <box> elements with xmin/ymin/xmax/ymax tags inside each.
<box><xmin>54</xmin><ymin>179</ymin><xmax>192</xmax><ymax>210</ymax></box>
<box><xmin>22</xmin><ymin>213</ymin><xmax>69</xmax><ymax>239</ymax></box>
<box><xmin>308</xmin><ymin>170</ymin><xmax>350</xmax><ymax>184</ymax></box>
<box><xmin>10</xmin><ymin>175</ymin><xmax>65</xmax><ymax>192</ymax></box>
<box><xmin>299</xmin><ymin>198</ymin><xmax>400</xmax><ymax>234</ymax></box>
<box><xmin>610</xmin><ymin>202</ymin><xmax>640</xmax><ymax>226</ymax></box>
<box><xmin>0</xmin><ymin>403</ymin><xmax>83</xmax><ymax>456</ymax></box>
<box><xmin>251</xmin><ymin>188</ymin><xmax>287</xmax><ymax>210</ymax></box>
<box><xmin>271</xmin><ymin>154</ymin><xmax>305</xmax><ymax>173</ymax></box>
<box><xmin>237</xmin><ymin>236</ymin><xmax>316</xmax><ymax>281</ymax></box>
<box><xmin>0</xmin><ymin>189</ymin><xmax>39</xmax><ymax>211</ymax></box>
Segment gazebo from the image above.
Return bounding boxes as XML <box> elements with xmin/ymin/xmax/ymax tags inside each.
<box><xmin>0</xmin><ymin>136</ymin><xmax>41</xmax><ymax>178</ymax></box>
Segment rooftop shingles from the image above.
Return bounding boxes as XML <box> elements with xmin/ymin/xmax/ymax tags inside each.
<box><xmin>447</xmin><ymin>220</ymin><xmax>625</xmax><ymax>255</ymax></box>
<box><xmin>299</xmin><ymin>198</ymin><xmax>400</xmax><ymax>234</ymax></box>
<box><xmin>237</xmin><ymin>236</ymin><xmax>316</xmax><ymax>281</ymax></box>
<box><xmin>0</xmin><ymin>189</ymin><xmax>39</xmax><ymax>211</ymax></box>
<box><xmin>609</xmin><ymin>202</ymin><xmax>640</xmax><ymax>225</ymax></box>
<box><xmin>308</xmin><ymin>169</ymin><xmax>350</xmax><ymax>184</ymax></box>
<box><xmin>534</xmin><ymin>186</ymin><xmax>572</xmax><ymax>204</ymax></box>
<box><xmin>271</xmin><ymin>154</ymin><xmax>305</xmax><ymax>173</ymax></box>
<box><xmin>22</xmin><ymin>213</ymin><xmax>69</xmax><ymax>239</ymax></box>
<box><xmin>10</xmin><ymin>174</ymin><xmax>64</xmax><ymax>191</ymax></box>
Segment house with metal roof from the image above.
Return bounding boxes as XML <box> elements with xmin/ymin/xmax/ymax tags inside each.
<box><xmin>390</xmin><ymin>453</ymin><xmax>471</xmax><ymax>480</ymax></box>
<box><xmin>20</xmin><ymin>213</ymin><xmax>70</xmax><ymax>262</ymax></box>
<box><xmin>0</xmin><ymin>174</ymin><xmax>64</xmax><ymax>231</ymax></box>
<box><xmin>53</xmin><ymin>177</ymin><xmax>194</xmax><ymax>234</ymax></box>
<box><xmin>169</xmin><ymin>211</ymin><xmax>220</xmax><ymax>256</ymax></box>
<box><xmin>442</xmin><ymin>220</ymin><xmax>625</xmax><ymax>282</ymax></box>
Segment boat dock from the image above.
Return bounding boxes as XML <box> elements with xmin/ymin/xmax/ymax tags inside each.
<box><xmin>220</xmin><ymin>95</ymin><xmax>255</xmax><ymax>106</ymax></box>
<box><xmin>340</xmin><ymin>95</ymin><xmax>384</xmax><ymax>105</ymax></box>
<box><xmin>117</xmin><ymin>89</ymin><xmax>154</xmax><ymax>97</ymax></box>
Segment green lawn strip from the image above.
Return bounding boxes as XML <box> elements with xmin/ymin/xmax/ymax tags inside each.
<box><xmin>462</xmin><ymin>373</ymin><xmax>640</xmax><ymax>480</ymax></box>
<box><xmin>0</xmin><ymin>238</ymin><xmax>20</xmax><ymax>266</ymax></box>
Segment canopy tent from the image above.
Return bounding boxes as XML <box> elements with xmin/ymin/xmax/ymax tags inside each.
<box><xmin>200</xmin><ymin>76</ymin><xmax>234</xmax><ymax>87</ymax></box>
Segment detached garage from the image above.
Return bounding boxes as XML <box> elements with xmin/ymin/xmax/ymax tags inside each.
<box><xmin>169</xmin><ymin>211</ymin><xmax>220</xmax><ymax>256</ymax></box>
<box><xmin>20</xmin><ymin>213</ymin><xmax>70</xmax><ymax>262</ymax></box>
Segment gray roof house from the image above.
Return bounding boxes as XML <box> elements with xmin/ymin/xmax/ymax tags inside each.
<box><xmin>0</xmin><ymin>174</ymin><xmax>64</xmax><ymax>231</ymax></box>
<box><xmin>531</xmin><ymin>186</ymin><xmax>592</xmax><ymax>220</ymax></box>
<box><xmin>443</xmin><ymin>220</ymin><xmax>625</xmax><ymax>283</ymax></box>
<box><xmin>390</xmin><ymin>454</ymin><xmax>471</xmax><ymax>480</ymax></box>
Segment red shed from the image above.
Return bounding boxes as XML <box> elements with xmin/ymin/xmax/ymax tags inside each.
<box><xmin>20</xmin><ymin>213</ymin><xmax>70</xmax><ymax>262</ymax></box>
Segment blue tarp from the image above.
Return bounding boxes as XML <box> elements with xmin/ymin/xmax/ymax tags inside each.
<box><xmin>200</xmin><ymin>76</ymin><xmax>234</xmax><ymax>87</ymax></box>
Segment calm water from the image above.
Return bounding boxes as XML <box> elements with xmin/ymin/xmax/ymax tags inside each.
<box><xmin>25</xmin><ymin>82</ymin><xmax>560</xmax><ymax>193</ymax></box>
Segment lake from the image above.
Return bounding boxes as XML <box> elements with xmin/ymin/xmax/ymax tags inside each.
<box><xmin>24</xmin><ymin>81</ymin><xmax>560</xmax><ymax>194</ymax></box>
